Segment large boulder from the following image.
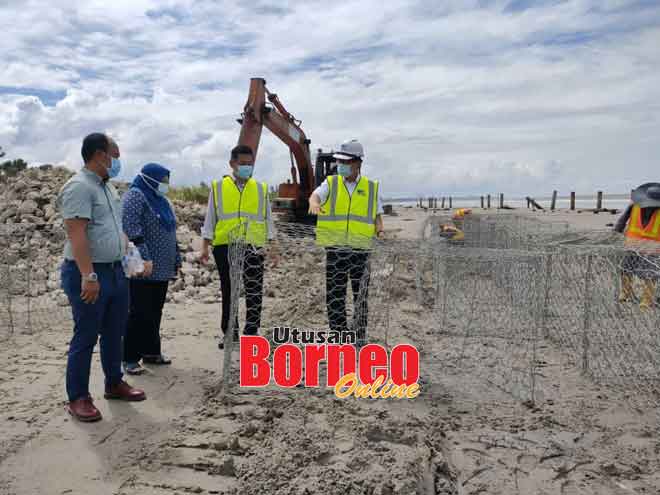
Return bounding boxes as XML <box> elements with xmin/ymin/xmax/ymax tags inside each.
<box><xmin>43</xmin><ymin>205</ymin><xmax>56</xmax><ymax>221</ymax></box>
<box><xmin>170</xmin><ymin>278</ymin><xmax>184</xmax><ymax>292</ymax></box>
<box><xmin>20</xmin><ymin>215</ymin><xmax>45</xmax><ymax>225</ymax></box>
<box><xmin>172</xmin><ymin>292</ymin><xmax>187</xmax><ymax>304</ymax></box>
<box><xmin>17</xmin><ymin>199</ymin><xmax>38</xmax><ymax>215</ymax></box>
<box><xmin>0</xmin><ymin>207</ymin><xmax>17</xmax><ymax>223</ymax></box>
<box><xmin>11</xmin><ymin>180</ymin><xmax>28</xmax><ymax>194</ymax></box>
<box><xmin>184</xmin><ymin>252</ymin><xmax>198</xmax><ymax>264</ymax></box>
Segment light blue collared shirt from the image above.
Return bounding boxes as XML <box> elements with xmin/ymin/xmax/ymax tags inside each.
<box><xmin>57</xmin><ymin>168</ymin><xmax>125</xmax><ymax>263</ymax></box>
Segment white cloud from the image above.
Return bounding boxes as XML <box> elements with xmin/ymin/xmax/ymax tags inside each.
<box><xmin>0</xmin><ymin>0</ymin><xmax>659</xmax><ymax>197</ymax></box>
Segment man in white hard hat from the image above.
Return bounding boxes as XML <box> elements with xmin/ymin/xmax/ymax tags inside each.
<box><xmin>308</xmin><ymin>139</ymin><xmax>384</xmax><ymax>346</ymax></box>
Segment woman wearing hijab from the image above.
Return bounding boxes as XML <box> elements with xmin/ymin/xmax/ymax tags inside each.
<box><xmin>122</xmin><ymin>163</ymin><xmax>181</xmax><ymax>374</ymax></box>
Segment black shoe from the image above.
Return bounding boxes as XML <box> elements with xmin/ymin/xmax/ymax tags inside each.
<box><xmin>218</xmin><ymin>331</ymin><xmax>239</xmax><ymax>350</ymax></box>
<box><xmin>142</xmin><ymin>354</ymin><xmax>172</xmax><ymax>365</ymax></box>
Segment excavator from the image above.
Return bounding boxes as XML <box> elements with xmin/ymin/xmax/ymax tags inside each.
<box><xmin>236</xmin><ymin>78</ymin><xmax>336</xmax><ymax>222</ymax></box>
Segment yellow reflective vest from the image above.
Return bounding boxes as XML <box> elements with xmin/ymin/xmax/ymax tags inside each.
<box><xmin>211</xmin><ymin>176</ymin><xmax>268</xmax><ymax>246</ymax></box>
<box><xmin>625</xmin><ymin>204</ymin><xmax>660</xmax><ymax>251</ymax></box>
<box><xmin>316</xmin><ymin>175</ymin><xmax>379</xmax><ymax>249</ymax></box>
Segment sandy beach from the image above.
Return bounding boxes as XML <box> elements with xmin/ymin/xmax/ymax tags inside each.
<box><xmin>2</xmin><ymin>205</ymin><xmax>659</xmax><ymax>495</ymax></box>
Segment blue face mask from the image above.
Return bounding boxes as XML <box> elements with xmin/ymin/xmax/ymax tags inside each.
<box><xmin>337</xmin><ymin>164</ymin><xmax>352</xmax><ymax>177</ymax></box>
<box><xmin>158</xmin><ymin>183</ymin><xmax>170</xmax><ymax>195</ymax></box>
<box><xmin>108</xmin><ymin>157</ymin><xmax>122</xmax><ymax>179</ymax></box>
<box><xmin>237</xmin><ymin>165</ymin><xmax>254</xmax><ymax>179</ymax></box>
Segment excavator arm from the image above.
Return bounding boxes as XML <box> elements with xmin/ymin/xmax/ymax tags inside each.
<box><xmin>237</xmin><ymin>78</ymin><xmax>315</xmax><ymax>217</ymax></box>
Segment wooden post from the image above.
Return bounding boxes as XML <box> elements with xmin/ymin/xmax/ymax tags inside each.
<box><xmin>582</xmin><ymin>254</ymin><xmax>593</xmax><ymax>373</ymax></box>
<box><xmin>596</xmin><ymin>191</ymin><xmax>603</xmax><ymax>210</ymax></box>
<box><xmin>541</xmin><ymin>254</ymin><xmax>553</xmax><ymax>339</ymax></box>
<box><xmin>499</xmin><ymin>193</ymin><xmax>504</xmax><ymax>209</ymax></box>
<box><xmin>550</xmin><ymin>190</ymin><xmax>557</xmax><ymax>211</ymax></box>
<box><xmin>441</xmin><ymin>197</ymin><xmax>445</xmax><ymax>209</ymax></box>
<box><xmin>481</xmin><ymin>196</ymin><xmax>485</xmax><ymax>209</ymax></box>
<box><xmin>527</xmin><ymin>197</ymin><xmax>544</xmax><ymax>210</ymax></box>
<box><xmin>570</xmin><ymin>192</ymin><xmax>576</xmax><ymax>211</ymax></box>
<box><xmin>487</xmin><ymin>194</ymin><xmax>491</xmax><ymax>209</ymax></box>
<box><xmin>449</xmin><ymin>197</ymin><xmax>453</xmax><ymax>209</ymax></box>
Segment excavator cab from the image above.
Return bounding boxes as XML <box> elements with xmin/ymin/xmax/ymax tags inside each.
<box><xmin>271</xmin><ymin>150</ymin><xmax>337</xmax><ymax>223</ymax></box>
<box><xmin>272</xmin><ymin>150</ymin><xmax>337</xmax><ymax>223</ymax></box>
<box><xmin>314</xmin><ymin>150</ymin><xmax>337</xmax><ymax>187</ymax></box>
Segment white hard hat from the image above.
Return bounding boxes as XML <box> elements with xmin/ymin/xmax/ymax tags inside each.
<box><xmin>333</xmin><ymin>139</ymin><xmax>364</xmax><ymax>161</ymax></box>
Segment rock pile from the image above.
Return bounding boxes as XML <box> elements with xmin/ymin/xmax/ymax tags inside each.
<box><xmin>0</xmin><ymin>166</ymin><xmax>219</xmax><ymax>307</ymax></box>
<box><xmin>0</xmin><ymin>165</ymin><xmax>73</xmax><ymax>227</ymax></box>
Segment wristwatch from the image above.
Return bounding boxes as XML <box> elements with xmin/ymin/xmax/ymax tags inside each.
<box><xmin>83</xmin><ymin>272</ymin><xmax>98</xmax><ymax>282</ymax></box>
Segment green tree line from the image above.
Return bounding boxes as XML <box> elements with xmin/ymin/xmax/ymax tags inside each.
<box><xmin>167</xmin><ymin>181</ymin><xmax>279</xmax><ymax>205</ymax></box>
<box><xmin>0</xmin><ymin>146</ymin><xmax>29</xmax><ymax>180</ymax></box>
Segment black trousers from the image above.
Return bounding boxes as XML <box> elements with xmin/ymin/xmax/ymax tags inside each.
<box><xmin>325</xmin><ymin>248</ymin><xmax>370</xmax><ymax>342</ymax></box>
<box><xmin>621</xmin><ymin>252</ymin><xmax>660</xmax><ymax>281</ymax></box>
<box><xmin>123</xmin><ymin>280</ymin><xmax>169</xmax><ymax>363</ymax></box>
<box><xmin>213</xmin><ymin>244</ymin><xmax>264</xmax><ymax>336</ymax></box>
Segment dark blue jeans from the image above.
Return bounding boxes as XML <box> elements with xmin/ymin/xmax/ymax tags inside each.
<box><xmin>61</xmin><ymin>260</ymin><xmax>129</xmax><ymax>402</ymax></box>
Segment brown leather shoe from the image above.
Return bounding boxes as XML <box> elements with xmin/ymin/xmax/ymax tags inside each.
<box><xmin>67</xmin><ymin>397</ymin><xmax>102</xmax><ymax>422</ymax></box>
<box><xmin>104</xmin><ymin>381</ymin><xmax>146</xmax><ymax>401</ymax></box>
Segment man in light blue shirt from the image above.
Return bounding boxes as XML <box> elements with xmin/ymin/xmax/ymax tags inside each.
<box><xmin>57</xmin><ymin>133</ymin><xmax>146</xmax><ymax>422</ymax></box>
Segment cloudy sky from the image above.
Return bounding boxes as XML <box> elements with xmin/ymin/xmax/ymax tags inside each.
<box><xmin>1</xmin><ymin>0</ymin><xmax>659</xmax><ymax>197</ymax></box>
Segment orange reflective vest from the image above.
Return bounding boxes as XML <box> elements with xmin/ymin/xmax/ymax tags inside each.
<box><xmin>624</xmin><ymin>205</ymin><xmax>660</xmax><ymax>251</ymax></box>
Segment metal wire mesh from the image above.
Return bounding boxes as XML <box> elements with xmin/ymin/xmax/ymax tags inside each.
<box><xmin>543</xmin><ymin>246</ymin><xmax>660</xmax><ymax>409</ymax></box>
<box><xmin>0</xmin><ymin>224</ymin><xmax>71</xmax><ymax>338</ymax></box>
<box><xmin>417</xmin><ymin>213</ymin><xmax>660</xmax><ymax>409</ymax></box>
<box><xmin>221</xmin><ymin>222</ymin><xmax>399</xmax><ymax>392</ymax></box>
<box><xmin>416</xmin><ymin>244</ymin><xmax>546</xmax><ymax>403</ymax></box>
<box><xmin>461</xmin><ymin>213</ymin><xmax>571</xmax><ymax>250</ymax></box>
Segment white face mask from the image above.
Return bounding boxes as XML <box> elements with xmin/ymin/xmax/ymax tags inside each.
<box><xmin>141</xmin><ymin>173</ymin><xmax>169</xmax><ymax>196</ymax></box>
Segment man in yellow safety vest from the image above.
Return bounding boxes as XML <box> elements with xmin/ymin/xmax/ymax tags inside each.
<box><xmin>614</xmin><ymin>182</ymin><xmax>660</xmax><ymax>309</ymax></box>
<box><xmin>308</xmin><ymin>139</ymin><xmax>385</xmax><ymax>346</ymax></box>
<box><xmin>200</xmin><ymin>145</ymin><xmax>275</xmax><ymax>348</ymax></box>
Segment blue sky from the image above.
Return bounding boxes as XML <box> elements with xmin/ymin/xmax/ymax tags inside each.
<box><xmin>1</xmin><ymin>0</ymin><xmax>659</xmax><ymax>197</ymax></box>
